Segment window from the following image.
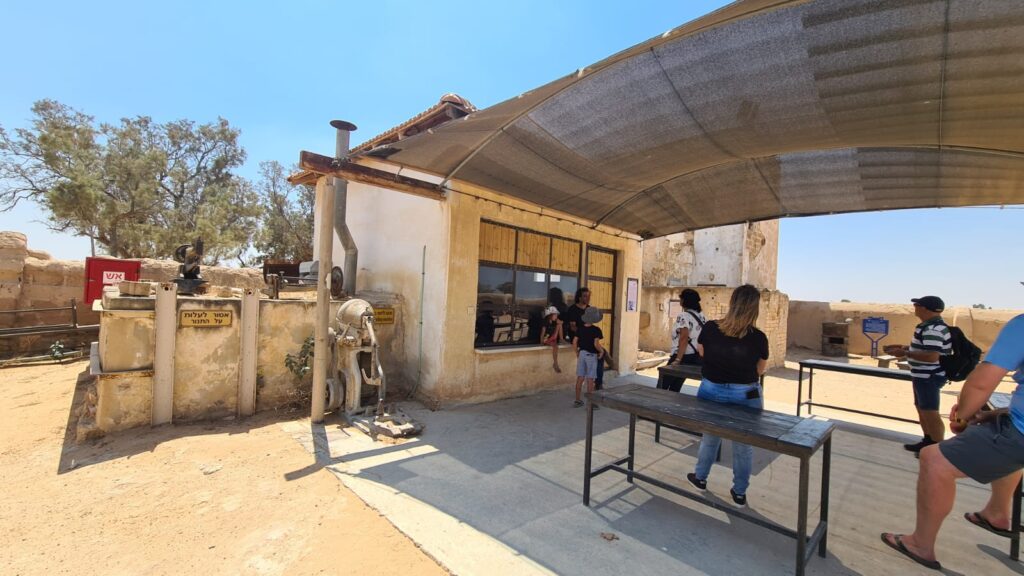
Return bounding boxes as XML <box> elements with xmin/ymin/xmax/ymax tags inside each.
<box><xmin>476</xmin><ymin>221</ymin><xmax>581</xmax><ymax>348</ymax></box>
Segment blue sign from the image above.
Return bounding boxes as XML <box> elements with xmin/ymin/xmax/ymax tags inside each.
<box><xmin>863</xmin><ymin>317</ymin><xmax>889</xmax><ymax>335</ymax></box>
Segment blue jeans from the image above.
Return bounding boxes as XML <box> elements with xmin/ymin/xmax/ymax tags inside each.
<box><xmin>693</xmin><ymin>378</ymin><xmax>764</xmax><ymax>495</ymax></box>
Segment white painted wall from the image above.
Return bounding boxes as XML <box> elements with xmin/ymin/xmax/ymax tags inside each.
<box><xmin>312</xmin><ymin>175</ymin><xmax>449</xmax><ymax>392</ymax></box>
<box><xmin>692</xmin><ymin>224</ymin><xmax>746</xmax><ymax>286</ymax></box>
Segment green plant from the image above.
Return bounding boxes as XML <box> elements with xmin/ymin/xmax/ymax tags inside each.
<box><xmin>285</xmin><ymin>336</ymin><xmax>315</xmax><ymax>380</ymax></box>
<box><xmin>49</xmin><ymin>340</ymin><xmax>66</xmax><ymax>363</ymax></box>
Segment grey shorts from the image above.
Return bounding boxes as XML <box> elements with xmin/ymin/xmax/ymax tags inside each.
<box><xmin>940</xmin><ymin>414</ymin><xmax>1024</xmax><ymax>484</ymax></box>
<box><xmin>577</xmin><ymin>351</ymin><xmax>598</xmax><ymax>379</ymax></box>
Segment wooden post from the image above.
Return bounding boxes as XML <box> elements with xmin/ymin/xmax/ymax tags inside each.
<box><xmin>238</xmin><ymin>288</ymin><xmax>259</xmax><ymax>417</ymax></box>
<box><xmin>153</xmin><ymin>283</ymin><xmax>177</xmax><ymax>425</ymax></box>
<box><xmin>311</xmin><ymin>176</ymin><xmax>335</xmax><ymax>423</ymax></box>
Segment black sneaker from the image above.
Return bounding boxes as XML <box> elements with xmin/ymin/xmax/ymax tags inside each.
<box><xmin>730</xmin><ymin>488</ymin><xmax>747</xmax><ymax>507</ymax></box>
<box><xmin>903</xmin><ymin>438</ymin><xmax>936</xmax><ymax>453</ymax></box>
<box><xmin>573</xmin><ymin>400</ymin><xmax>584</xmax><ymax>408</ymax></box>
<box><xmin>686</xmin><ymin>473</ymin><xmax>707</xmax><ymax>491</ymax></box>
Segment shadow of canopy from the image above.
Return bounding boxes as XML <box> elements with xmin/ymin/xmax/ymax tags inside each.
<box><xmin>367</xmin><ymin>0</ymin><xmax>1024</xmax><ymax>238</ymax></box>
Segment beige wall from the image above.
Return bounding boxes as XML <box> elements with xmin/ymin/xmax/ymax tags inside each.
<box><xmin>639</xmin><ymin>286</ymin><xmax>789</xmax><ymax>369</ymax></box>
<box><xmin>787</xmin><ymin>301</ymin><xmax>1021</xmax><ymax>356</ymax></box>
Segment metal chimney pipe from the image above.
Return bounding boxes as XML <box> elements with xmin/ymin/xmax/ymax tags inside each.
<box><xmin>331</xmin><ymin>120</ymin><xmax>359</xmax><ymax>297</ymax></box>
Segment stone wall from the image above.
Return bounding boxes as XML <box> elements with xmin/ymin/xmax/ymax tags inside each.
<box><xmin>787</xmin><ymin>301</ymin><xmax>1021</xmax><ymax>356</ymax></box>
<box><xmin>0</xmin><ymin>230</ymin><xmax>266</xmax><ymax>357</ymax></box>
<box><xmin>639</xmin><ymin>285</ymin><xmax>789</xmax><ymax>368</ymax></box>
<box><xmin>643</xmin><ymin>221</ymin><xmax>779</xmax><ymax>291</ymax></box>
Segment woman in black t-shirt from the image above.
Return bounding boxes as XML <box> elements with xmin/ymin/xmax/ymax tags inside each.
<box><xmin>685</xmin><ymin>284</ymin><xmax>769</xmax><ymax>507</ymax></box>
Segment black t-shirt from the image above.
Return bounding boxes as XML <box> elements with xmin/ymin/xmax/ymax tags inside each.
<box><xmin>574</xmin><ymin>324</ymin><xmax>604</xmax><ymax>354</ymax></box>
<box><xmin>697</xmin><ymin>320</ymin><xmax>769</xmax><ymax>384</ymax></box>
<box><xmin>563</xmin><ymin>304</ymin><xmax>587</xmax><ymax>342</ymax></box>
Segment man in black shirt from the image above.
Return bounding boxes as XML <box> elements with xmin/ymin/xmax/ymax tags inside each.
<box><xmin>572</xmin><ymin>306</ymin><xmax>605</xmax><ymax>407</ymax></box>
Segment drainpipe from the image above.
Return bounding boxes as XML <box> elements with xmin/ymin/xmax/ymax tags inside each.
<box><xmin>331</xmin><ymin>120</ymin><xmax>358</xmax><ymax>296</ymax></box>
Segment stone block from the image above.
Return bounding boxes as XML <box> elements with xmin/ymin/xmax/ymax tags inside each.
<box><xmin>99</xmin><ymin>311</ymin><xmax>156</xmax><ymax>371</ymax></box>
<box><xmin>0</xmin><ymin>231</ymin><xmax>28</xmax><ymax>252</ymax></box>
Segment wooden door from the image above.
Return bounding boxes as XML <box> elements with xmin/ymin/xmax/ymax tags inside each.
<box><xmin>586</xmin><ymin>246</ymin><xmax>616</xmax><ymax>352</ymax></box>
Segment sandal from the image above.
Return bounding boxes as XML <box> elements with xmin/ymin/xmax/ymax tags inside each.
<box><xmin>880</xmin><ymin>533</ymin><xmax>941</xmax><ymax>571</ymax></box>
<box><xmin>965</xmin><ymin>511</ymin><xmax>1014</xmax><ymax>538</ymax></box>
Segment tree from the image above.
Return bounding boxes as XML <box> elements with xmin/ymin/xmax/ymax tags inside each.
<box><xmin>252</xmin><ymin>160</ymin><xmax>314</xmax><ymax>264</ymax></box>
<box><xmin>0</xmin><ymin>100</ymin><xmax>259</xmax><ymax>263</ymax></box>
<box><xmin>972</xmin><ymin>303</ymin><xmax>988</xmax><ymax>310</ymax></box>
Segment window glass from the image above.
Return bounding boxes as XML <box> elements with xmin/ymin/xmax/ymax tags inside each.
<box><xmin>476</xmin><ymin>266</ymin><xmax>513</xmax><ymax>346</ymax></box>
<box><xmin>547</xmin><ymin>274</ymin><xmax>578</xmax><ymax>312</ymax></box>
<box><xmin>515</xmin><ymin>270</ymin><xmax>548</xmax><ymax>343</ymax></box>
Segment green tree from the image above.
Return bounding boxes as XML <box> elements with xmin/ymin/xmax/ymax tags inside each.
<box><xmin>0</xmin><ymin>100</ymin><xmax>259</xmax><ymax>263</ymax></box>
<box><xmin>252</xmin><ymin>160</ymin><xmax>314</xmax><ymax>263</ymax></box>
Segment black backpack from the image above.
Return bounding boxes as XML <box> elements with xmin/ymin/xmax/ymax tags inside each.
<box><xmin>939</xmin><ymin>325</ymin><xmax>982</xmax><ymax>382</ymax></box>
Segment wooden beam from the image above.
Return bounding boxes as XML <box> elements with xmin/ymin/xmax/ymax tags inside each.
<box><xmin>299</xmin><ymin>151</ymin><xmax>445</xmax><ymax>201</ymax></box>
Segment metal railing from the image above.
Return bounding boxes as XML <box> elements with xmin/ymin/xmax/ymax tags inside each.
<box><xmin>0</xmin><ymin>299</ymin><xmax>98</xmax><ymax>338</ymax></box>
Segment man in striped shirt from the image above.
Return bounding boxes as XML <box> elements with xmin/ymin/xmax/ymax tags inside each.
<box><xmin>887</xmin><ymin>296</ymin><xmax>953</xmax><ymax>453</ymax></box>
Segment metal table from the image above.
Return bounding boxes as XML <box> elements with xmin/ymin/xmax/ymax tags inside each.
<box><xmin>584</xmin><ymin>384</ymin><xmax>834</xmax><ymax>576</ymax></box>
<box><xmin>796</xmin><ymin>359</ymin><xmax>916</xmax><ymax>423</ymax></box>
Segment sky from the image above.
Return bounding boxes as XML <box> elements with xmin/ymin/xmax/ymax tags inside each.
<box><xmin>1</xmin><ymin>0</ymin><xmax>1020</xmax><ymax>309</ymax></box>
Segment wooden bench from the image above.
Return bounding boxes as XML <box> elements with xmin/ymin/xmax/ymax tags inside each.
<box><xmin>796</xmin><ymin>359</ymin><xmax>916</xmax><ymax>424</ymax></box>
<box><xmin>584</xmin><ymin>384</ymin><xmax>834</xmax><ymax>576</ymax></box>
<box><xmin>655</xmin><ymin>363</ymin><xmax>766</xmax><ymax>444</ymax></box>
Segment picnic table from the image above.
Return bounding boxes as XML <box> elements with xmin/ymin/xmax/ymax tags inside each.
<box><xmin>584</xmin><ymin>384</ymin><xmax>834</xmax><ymax>576</ymax></box>
<box><xmin>796</xmin><ymin>359</ymin><xmax>916</xmax><ymax>424</ymax></box>
<box><xmin>655</xmin><ymin>363</ymin><xmax>766</xmax><ymax>443</ymax></box>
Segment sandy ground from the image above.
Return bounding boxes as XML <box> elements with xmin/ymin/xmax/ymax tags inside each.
<box><xmin>0</xmin><ymin>360</ymin><xmax>446</xmax><ymax>576</ymax></box>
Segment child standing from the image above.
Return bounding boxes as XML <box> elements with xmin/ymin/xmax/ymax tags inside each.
<box><xmin>572</xmin><ymin>306</ymin><xmax>605</xmax><ymax>407</ymax></box>
<box><xmin>540</xmin><ymin>306</ymin><xmax>563</xmax><ymax>373</ymax></box>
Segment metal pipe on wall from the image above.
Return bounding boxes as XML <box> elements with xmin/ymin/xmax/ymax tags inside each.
<box><xmin>332</xmin><ymin>120</ymin><xmax>358</xmax><ymax>296</ymax></box>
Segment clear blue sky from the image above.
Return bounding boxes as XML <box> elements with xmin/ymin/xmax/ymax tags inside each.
<box><xmin>1</xmin><ymin>1</ymin><xmax>1020</xmax><ymax>309</ymax></box>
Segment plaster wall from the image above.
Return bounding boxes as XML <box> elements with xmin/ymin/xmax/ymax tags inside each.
<box><xmin>95</xmin><ymin>371</ymin><xmax>153</xmax><ymax>432</ymax></box>
<box><xmin>172</xmin><ymin>299</ymin><xmax>241</xmax><ymax>421</ymax></box>
<box><xmin>639</xmin><ymin>286</ymin><xmax>789</xmax><ymax>369</ymax></box>
<box><xmin>313</xmin><ymin>175</ymin><xmax>447</xmax><ymax>395</ymax></box>
<box><xmin>692</xmin><ymin>225</ymin><xmax>745</xmax><ymax>287</ymax></box>
<box><xmin>787</xmin><ymin>301</ymin><xmax>1020</xmax><ymax>356</ymax></box>
<box><xmin>98</xmin><ymin>310</ymin><xmax>155</xmax><ymax>371</ymax></box>
<box><xmin>256</xmin><ymin>299</ymin><xmax>339</xmax><ymax>411</ymax></box>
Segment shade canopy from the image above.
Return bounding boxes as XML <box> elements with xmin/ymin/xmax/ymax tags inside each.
<box><xmin>360</xmin><ymin>0</ymin><xmax>1024</xmax><ymax>238</ymax></box>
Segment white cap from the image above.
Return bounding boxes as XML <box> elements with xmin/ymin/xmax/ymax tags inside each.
<box><xmin>543</xmin><ymin>306</ymin><xmax>560</xmax><ymax>317</ymax></box>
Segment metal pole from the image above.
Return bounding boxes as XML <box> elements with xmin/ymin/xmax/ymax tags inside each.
<box><xmin>311</xmin><ymin>175</ymin><xmax>335</xmax><ymax>423</ymax></box>
<box><xmin>331</xmin><ymin>120</ymin><xmax>358</xmax><ymax>296</ymax></box>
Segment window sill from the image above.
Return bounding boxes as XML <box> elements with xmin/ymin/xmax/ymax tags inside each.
<box><xmin>475</xmin><ymin>343</ymin><xmax>572</xmax><ymax>355</ymax></box>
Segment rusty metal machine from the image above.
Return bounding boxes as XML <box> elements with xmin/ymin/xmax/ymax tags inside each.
<box><xmin>171</xmin><ymin>238</ymin><xmax>208</xmax><ymax>295</ymax></box>
<box><xmin>325</xmin><ymin>298</ymin><xmax>420</xmax><ymax>438</ymax></box>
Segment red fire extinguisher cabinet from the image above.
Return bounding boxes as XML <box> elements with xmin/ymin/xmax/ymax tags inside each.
<box><xmin>84</xmin><ymin>257</ymin><xmax>142</xmax><ymax>305</ymax></box>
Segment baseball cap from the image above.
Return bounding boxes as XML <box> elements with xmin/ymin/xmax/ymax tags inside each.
<box><xmin>911</xmin><ymin>295</ymin><xmax>945</xmax><ymax>312</ymax></box>
<box><xmin>543</xmin><ymin>306</ymin><xmax>559</xmax><ymax>317</ymax></box>
<box><xmin>581</xmin><ymin>306</ymin><xmax>603</xmax><ymax>324</ymax></box>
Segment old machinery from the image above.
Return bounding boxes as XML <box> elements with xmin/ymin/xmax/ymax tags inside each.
<box><xmin>171</xmin><ymin>238</ymin><xmax>209</xmax><ymax>295</ymax></box>
<box><xmin>328</xmin><ymin>298</ymin><xmax>421</xmax><ymax>438</ymax></box>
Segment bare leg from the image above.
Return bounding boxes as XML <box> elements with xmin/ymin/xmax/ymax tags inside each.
<box><xmin>586</xmin><ymin>377</ymin><xmax>595</xmax><ymax>395</ymax></box>
<box><xmin>890</xmin><ymin>444</ymin><xmax>965</xmax><ymax>562</ymax></box>
<box><xmin>920</xmin><ymin>410</ymin><xmax>945</xmax><ymax>442</ymax></box>
<box><xmin>575</xmin><ymin>376</ymin><xmax>583</xmax><ymax>402</ymax></box>
<box><xmin>978</xmin><ymin>470</ymin><xmax>1023</xmax><ymax>531</ymax></box>
<box><xmin>551</xmin><ymin>341</ymin><xmax>561</xmax><ymax>372</ymax></box>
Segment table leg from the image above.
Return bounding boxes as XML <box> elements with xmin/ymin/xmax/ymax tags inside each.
<box><xmin>584</xmin><ymin>400</ymin><xmax>594</xmax><ymax>506</ymax></box>
<box><xmin>796</xmin><ymin>366</ymin><xmax>803</xmax><ymax>417</ymax></box>
<box><xmin>628</xmin><ymin>414</ymin><xmax>636</xmax><ymax>484</ymax></box>
<box><xmin>1011</xmin><ymin>477</ymin><xmax>1022</xmax><ymax>560</ymax></box>
<box><xmin>796</xmin><ymin>457</ymin><xmax>810</xmax><ymax>576</ymax></box>
<box><xmin>655</xmin><ymin>421</ymin><xmax>661</xmax><ymax>444</ymax></box>
<box><xmin>807</xmin><ymin>369</ymin><xmax>814</xmax><ymax>415</ymax></box>
<box><xmin>819</xmin><ymin>437</ymin><xmax>831</xmax><ymax>558</ymax></box>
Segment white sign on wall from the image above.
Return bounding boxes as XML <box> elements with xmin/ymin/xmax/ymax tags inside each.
<box><xmin>102</xmin><ymin>271</ymin><xmax>126</xmax><ymax>285</ymax></box>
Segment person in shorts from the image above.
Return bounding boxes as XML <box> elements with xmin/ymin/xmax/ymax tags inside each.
<box><xmin>881</xmin><ymin>313</ymin><xmax>1024</xmax><ymax>571</ymax></box>
<box><xmin>540</xmin><ymin>306</ymin><xmax>563</xmax><ymax>373</ymax></box>
<box><xmin>884</xmin><ymin>295</ymin><xmax>952</xmax><ymax>453</ymax></box>
<box><xmin>572</xmin><ymin>306</ymin><xmax>605</xmax><ymax>408</ymax></box>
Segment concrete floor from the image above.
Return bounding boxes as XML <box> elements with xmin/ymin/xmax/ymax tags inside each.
<box><xmin>284</xmin><ymin>374</ymin><xmax>1022</xmax><ymax>576</ymax></box>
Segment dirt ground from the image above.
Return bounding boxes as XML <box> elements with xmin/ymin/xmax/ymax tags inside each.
<box><xmin>0</xmin><ymin>360</ymin><xmax>446</xmax><ymax>576</ymax></box>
